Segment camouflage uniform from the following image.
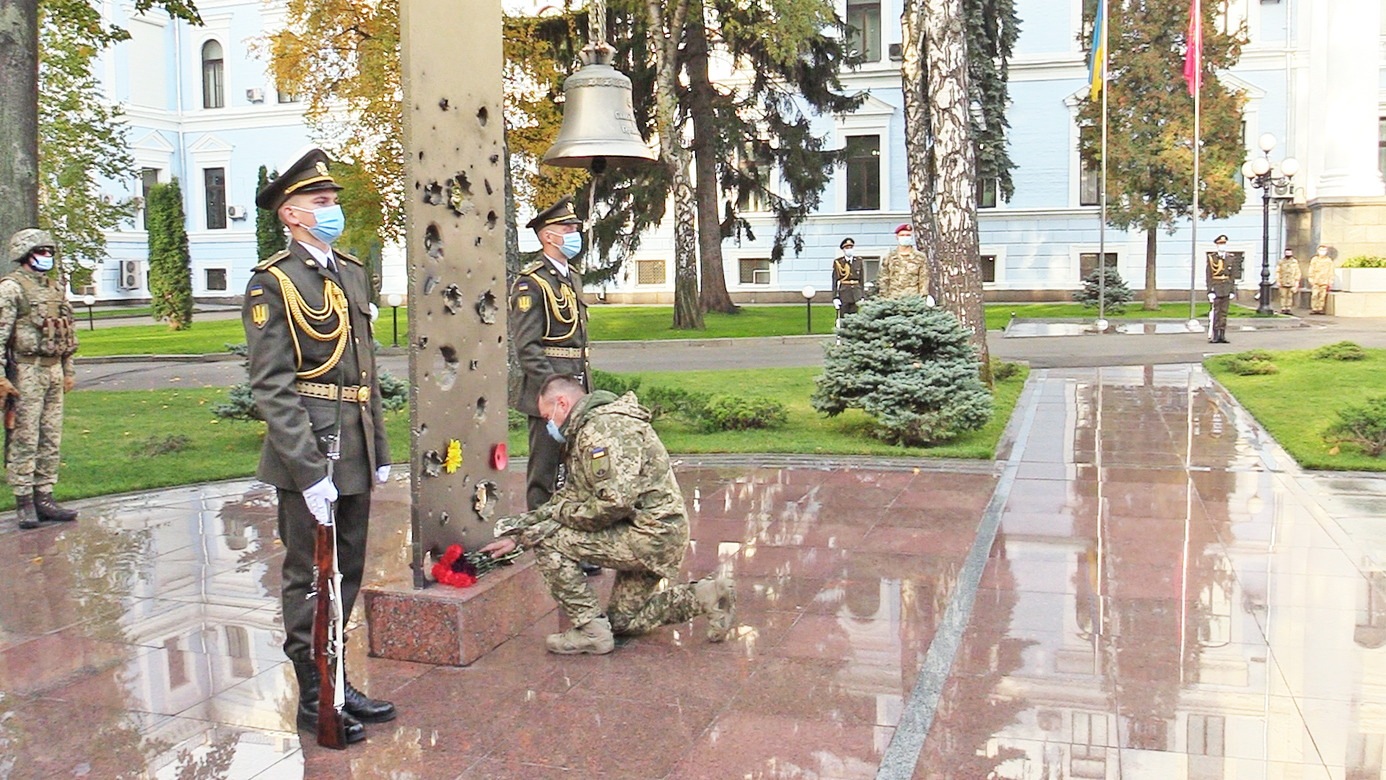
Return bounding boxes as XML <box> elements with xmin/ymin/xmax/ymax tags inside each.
<box><xmin>1308</xmin><ymin>253</ymin><xmax>1334</xmax><ymax>314</ymax></box>
<box><xmin>1276</xmin><ymin>252</ymin><xmax>1302</xmax><ymax>313</ymax></box>
<box><xmin>877</xmin><ymin>246</ymin><xmax>929</xmax><ymax>300</ymax></box>
<box><xmin>0</xmin><ymin>265</ymin><xmax>77</xmax><ymax>496</ymax></box>
<box><xmin>494</xmin><ymin>391</ymin><xmax>714</xmax><ymax>636</ymax></box>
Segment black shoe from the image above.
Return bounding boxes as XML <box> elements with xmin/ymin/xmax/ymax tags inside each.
<box><xmin>579</xmin><ymin>561</ymin><xmax>602</xmax><ymax>576</ymax></box>
<box><xmin>15</xmin><ymin>495</ymin><xmax>38</xmax><ymax>530</ymax></box>
<box><xmin>344</xmin><ymin>679</ymin><xmax>397</xmax><ymax>723</ymax></box>
<box><xmin>33</xmin><ymin>491</ymin><xmax>77</xmax><ymax>523</ymax></box>
<box><xmin>292</xmin><ymin>661</ymin><xmax>366</xmax><ymax>745</ymax></box>
<box><xmin>1214</xmin><ymin>338</ymin><xmax>1230</xmax><ymax>344</ymax></box>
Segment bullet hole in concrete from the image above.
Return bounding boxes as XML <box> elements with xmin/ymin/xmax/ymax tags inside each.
<box><xmin>439</xmin><ymin>97</ymin><xmax>450</xmax><ymax>111</ymax></box>
<box><xmin>417</xmin><ymin>335</ymin><xmax>429</xmax><ymax>349</ymax></box>
<box><xmin>442</xmin><ymin>284</ymin><xmax>464</xmax><ymax>315</ymax></box>
<box><xmin>422</xmin><ymin>450</ymin><xmax>443</xmax><ymax>477</ymax></box>
<box><xmin>439</xmin><ymin>511</ymin><xmax>450</xmax><ymax>527</ymax></box>
<box><xmin>435</xmin><ymin>345</ymin><xmax>459</xmax><ymax>391</ymax></box>
<box><xmin>489</xmin><ymin>154</ymin><xmax>500</xmax><ymax>164</ymax></box>
<box><xmin>473</xmin><ymin>480</ymin><xmax>498</xmax><ymax>521</ymax></box>
<box><xmin>475</xmin><ymin>290</ymin><xmax>498</xmax><ymax>324</ymax></box>
<box><xmin>475</xmin><ymin>237</ymin><xmax>483</xmax><ymax>247</ymax></box>
<box><xmin>497</xmin><ymin>335</ymin><xmax>503</xmax><ymax>344</ymax></box>
<box><xmin>484</xmin><ymin>179</ymin><xmax>493</xmax><ymax>196</ymax></box>
<box><xmin>469</xmin><ymin>360</ymin><xmax>479</xmax><ymax>371</ymax></box>
<box><xmin>476</xmin><ymin>106</ymin><xmax>488</xmax><ymax>126</ymax></box>
<box><xmin>424</xmin><ymin>225</ymin><xmax>444</xmax><ymax>260</ymax></box>
<box><xmin>422</xmin><ymin>180</ymin><xmax>443</xmax><ymax>206</ymax></box>
<box><xmin>414</xmin><ymin>180</ymin><xmax>420</xmax><ymax>190</ymax></box>
<box><xmin>486</xmin><ymin>211</ymin><xmax>498</xmax><ymax>230</ymax></box>
<box><xmin>418</xmin><ymin>151</ymin><xmax>424</xmax><ymax>161</ymax></box>
<box><xmin>423</xmin><ymin>275</ymin><xmax>440</xmax><ymax>295</ymax></box>
<box><xmin>446</xmin><ymin>173</ymin><xmax>475</xmax><ymax>217</ymax></box>
<box><xmin>417</xmin><ymin>423</ymin><xmax>428</xmax><ymax>437</ymax></box>
<box><xmin>475</xmin><ymin>396</ymin><xmax>487</xmax><ymax>420</ymax></box>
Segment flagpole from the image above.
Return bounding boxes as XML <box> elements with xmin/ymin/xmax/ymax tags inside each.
<box><xmin>1189</xmin><ymin>0</ymin><xmax>1201</xmax><ymax>322</ymax></box>
<box><xmin>1098</xmin><ymin>0</ymin><xmax>1109</xmax><ymax>332</ymax></box>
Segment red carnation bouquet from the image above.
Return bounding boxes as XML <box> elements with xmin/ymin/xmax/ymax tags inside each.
<box><xmin>431</xmin><ymin>544</ymin><xmax>478</xmax><ymax>588</ymax></box>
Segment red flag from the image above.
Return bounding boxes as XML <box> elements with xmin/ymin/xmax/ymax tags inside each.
<box><xmin>1184</xmin><ymin>0</ymin><xmax>1202</xmax><ymax>96</ymax></box>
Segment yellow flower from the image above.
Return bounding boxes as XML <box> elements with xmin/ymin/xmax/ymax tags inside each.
<box><xmin>444</xmin><ymin>439</ymin><xmax>462</xmax><ymax>473</ymax></box>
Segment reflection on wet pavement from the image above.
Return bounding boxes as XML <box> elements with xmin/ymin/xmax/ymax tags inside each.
<box><xmin>3</xmin><ymin>363</ymin><xmax>1382</xmax><ymax>778</ymax></box>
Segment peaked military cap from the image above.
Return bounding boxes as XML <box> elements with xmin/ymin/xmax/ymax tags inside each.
<box><xmin>526</xmin><ymin>196</ymin><xmax>582</xmax><ymax>231</ymax></box>
<box><xmin>1214</xmin><ymin>234</ymin><xmax>1229</xmax><ymax>244</ymax></box>
<box><xmin>255</xmin><ymin>147</ymin><xmax>344</xmax><ymax>212</ymax></box>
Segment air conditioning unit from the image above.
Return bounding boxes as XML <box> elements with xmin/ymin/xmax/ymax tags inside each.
<box><xmin>118</xmin><ymin>260</ymin><xmax>140</xmax><ymax>290</ymax></box>
<box><xmin>227</xmin><ymin>204</ymin><xmax>248</xmax><ymax>220</ymax></box>
<box><xmin>888</xmin><ymin>43</ymin><xmax>904</xmax><ymax>61</ymax></box>
<box><xmin>100</xmin><ymin>193</ymin><xmax>115</xmax><ymax>204</ymax></box>
<box><xmin>246</xmin><ymin>88</ymin><xmax>265</xmax><ymax>103</ymax></box>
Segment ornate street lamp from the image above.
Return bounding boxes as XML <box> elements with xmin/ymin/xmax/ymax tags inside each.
<box><xmin>1241</xmin><ymin>134</ymin><xmax>1299</xmax><ymax>315</ymax></box>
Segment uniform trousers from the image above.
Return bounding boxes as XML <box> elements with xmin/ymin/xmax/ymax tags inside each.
<box><xmin>278</xmin><ymin>488</ymin><xmax>371</xmax><ymax>663</ymax></box>
<box><xmin>6</xmin><ymin>361</ymin><xmax>64</xmax><ymax>494</ymax></box>
<box><xmin>1210</xmin><ymin>295</ymin><xmax>1230</xmax><ymax>341</ymax></box>
<box><xmin>526</xmin><ymin>415</ymin><xmax>563</xmax><ymax>510</ymax></box>
<box><xmin>1312</xmin><ymin>284</ymin><xmax>1330</xmax><ymax>313</ymax></box>
<box><xmin>1278</xmin><ymin>286</ymin><xmax>1296</xmax><ymax>312</ymax></box>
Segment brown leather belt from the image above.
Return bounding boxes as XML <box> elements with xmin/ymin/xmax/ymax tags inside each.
<box><xmin>296</xmin><ymin>380</ymin><xmax>371</xmax><ymax>403</ymax></box>
<box><xmin>542</xmin><ymin>346</ymin><xmax>587</xmax><ymax>359</ymax></box>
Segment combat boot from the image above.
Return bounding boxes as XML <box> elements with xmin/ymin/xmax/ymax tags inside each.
<box><xmin>695</xmin><ymin>577</ymin><xmax>737</xmax><ymax>642</ymax></box>
<box><xmin>545</xmin><ymin>615</ymin><xmax>614</xmax><ymax>655</ymax></box>
<box><xmin>343</xmin><ymin>676</ymin><xmax>397</xmax><ymax>723</ymax></box>
<box><xmin>33</xmin><ymin>490</ymin><xmax>77</xmax><ymax>523</ymax></box>
<box><xmin>291</xmin><ymin>660</ymin><xmax>366</xmax><ymax>744</ymax></box>
<box><xmin>15</xmin><ymin>495</ymin><xmax>38</xmax><ymax>530</ymax></box>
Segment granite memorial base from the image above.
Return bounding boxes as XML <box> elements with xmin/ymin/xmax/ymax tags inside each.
<box><xmin>362</xmin><ymin>554</ymin><xmax>552</xmax><ymax>666</ymax></box>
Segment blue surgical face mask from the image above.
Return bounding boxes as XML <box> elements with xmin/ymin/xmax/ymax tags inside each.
<box><xmin>545</xmin><ymin>418</ymin><xmax>566</xmax><ymax>444</ymax></box>
<box><xmin>296</xmin><ymin>204</ymin><xmax>345</xmax><ymax>245</ymax></box>
<box><xmin>559</xmin><ymin>231</ymin><xmax>583</xmax><ymax>260</ymax></box>
<box><xmin>29</xmin><ymin>250</ymin><xmax>54</xmax><ymax>272</ymax></box>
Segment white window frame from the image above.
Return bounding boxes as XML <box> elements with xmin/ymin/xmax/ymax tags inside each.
<box><xmin>979</xmin><ymin>246</ymin><xmax>1005</xmax><ymax>288</ymax></box>
<box><xmin>835</xmin><ymin>94</ymin><xmax>895</xmax><ymax>213</ymax></box>
<box><xmin>735</xmin><ymin>256</ymin><xmax>774</xmax><ymax>288</ymax></box>
<box><xmin>187</xmin><ymin>133</ymin><xmax>234</xmax><ymax>234</ymax></box>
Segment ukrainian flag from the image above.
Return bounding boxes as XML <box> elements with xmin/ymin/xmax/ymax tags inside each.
<box><xmin>1087</xmin><ymin>0</ymin><xmax>1106</xmax><ymax>101</ymax></box>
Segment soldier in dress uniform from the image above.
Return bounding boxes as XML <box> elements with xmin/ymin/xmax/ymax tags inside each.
<box><xmin>243</xmin><ymin>147</ymin><xmax>395</xmax><ymax>745</ymax></box>
<box><xmin>1275</xmin><ymin>248</ymin><xmax>1302</xmax><ymax>314</ymax></box>
<box><xmin>0</xmin><ymin>229</ymin><xmax>79</xmax><ymax>530</ymax></box>
<box><xmin>479</xmin><ymin>377</ymin><xmax>735</xmax><ymax>655</ymax></box>
<box><xmin>832</xmin><ymin>237</ymin><xmax>864</xmax><ymax>319</ymax></box>
<box><xmin>878</xmin><ymin>224</ymin><xmax>929</xmax><ymax>300</ymax></box>
<box><xmin>510</xmin><ymin>197</ymin><xmax>591</xmax><ymax>513</ymax></box>
<box><xmin>1205</xmin><ymin>234</ymin><xmax>1243</xmax><ymax>344</ymax></box>
<box><xmin>1308</xmin><ymin>244</ymin><xmax>1334</xmax><ymax>315</ymax></box>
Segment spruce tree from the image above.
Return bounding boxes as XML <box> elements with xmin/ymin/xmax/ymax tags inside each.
<box><xmin>255</xmin><ymin>166</ymin><xmax>286</xmax><ymax>262</ymax></box>
<box><xmin>146</xmin><ymin>180</ymin><xmax>194</xmax><ymax>330</ymax></box>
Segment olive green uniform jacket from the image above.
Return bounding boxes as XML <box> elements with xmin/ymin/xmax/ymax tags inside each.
<box><xmin>508</xmin><ymin>252</ymin><xmax>590</xmax><ymax>417</ymax></box>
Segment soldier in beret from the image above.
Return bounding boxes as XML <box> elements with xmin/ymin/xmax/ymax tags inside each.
<box><xmin>242</xmin><ymin>147</ymin><xmax>394</xmax><ymax>744</ymax></box>
<box><xmin>878</xmin><ymin>224</ymin><xmax>929</xmax><ymax>300</ymax></box>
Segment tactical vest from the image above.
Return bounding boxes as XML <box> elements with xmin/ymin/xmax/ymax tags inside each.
<box><xmin>4</xmin><ymin>271</ymin><xmax>78</xmax><ymax>358</ymax></box>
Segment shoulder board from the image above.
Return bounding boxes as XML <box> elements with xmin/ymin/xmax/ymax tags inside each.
<box><xmin>336</xmin><ymin>250</ymin><xmax>363</xmax><ymax>266</ymax></box>
<box><xmin>520</xmin><ymin>260</ymin><xmax>545</xmax><ymax>276</ymax></box>
<box><xmin>252</xmin><ymin>249</ymin><xmax>292</xmax><ymax>272</ymax></box>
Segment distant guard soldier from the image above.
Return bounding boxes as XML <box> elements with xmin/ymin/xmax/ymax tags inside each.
<box><xmin>1276</xmin><ymin>248</ymin><xmax>1302</xmax><ymax>314</ymax></box>
<box><xmin>244</xmin><ymin>148</ymin><xmax>395</xmax><ymax>745</ymax></box>
<box><xmin>0</xmin><ymin>229</ymin><xmax>79</xmax><ymax>530</ymax></box>
<box><xmin>480</xmin><ymin>377</ymin><xmax>735</xmax><ymax>655</ymax></box>
<box><xmin>878</xmin><ymin>224</ymin><xmax>929</xmax><ymax>301</ymax></box>
<box><xmin>832</xmin><ymin>238</ymin><xmax>864</xmax><ymax>318</ymax></box>
<box><xmin>1308</xmin><ymin>244</ymin><xmax>1334</xmax><ymax>315</ymax></box>
<box><xmin>510</xmin><ymin>197</ymin><xmax>591</xmax><ymax>512</ymax></box>
<box><xmin>1205</xmin><ymin>234</ymin><xmax>1243</xmax><ymax>344</ymax></box>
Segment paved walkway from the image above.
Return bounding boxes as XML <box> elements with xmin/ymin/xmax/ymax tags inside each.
<box><xmin>2</xmin><ymin>365</ymin><xmax>1382</xmax><ymax>778</ymax></box>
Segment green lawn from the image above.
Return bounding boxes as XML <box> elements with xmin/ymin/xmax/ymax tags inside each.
<box><xmin>1205</xmin><ymin>348</ymin><xmax>1386</xmax><ymax>472</ymax></box>
<box><xmin>986</xmin><ymin>301</ymin><xmax>1270</xmax><ymax>330</ymax></box>
<box><xmin>19</xmin><ymin>364</ymin><xmax>1027</xmax><ymax>508</ymax></box>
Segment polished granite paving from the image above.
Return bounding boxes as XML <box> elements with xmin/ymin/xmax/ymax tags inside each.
<box><xmin>1</xmin><ymin>364</ymin><xmax>1383</xmax><ymax>779</ymax></box>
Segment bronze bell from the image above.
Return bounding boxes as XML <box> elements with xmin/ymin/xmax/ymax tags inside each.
<box><xmin>543</xmin><ymin>47</ymin><xmax>656</xmax><ymax>171</ymax></box>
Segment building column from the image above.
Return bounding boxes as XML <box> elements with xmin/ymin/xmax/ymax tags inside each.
<box><xmin>1311</xmin><ymin>0</ymin><xmax>1384</xmax><ymax>198</ymax></box>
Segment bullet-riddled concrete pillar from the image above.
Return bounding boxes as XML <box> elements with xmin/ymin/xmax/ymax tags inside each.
<box><xmin>401</xmin><ymin>0</ymin><xmax>510</xmax><ymax>585</ymax></box>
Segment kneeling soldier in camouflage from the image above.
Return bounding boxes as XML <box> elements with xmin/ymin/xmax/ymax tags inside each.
<box><xmin>479</xmin><ymin>376</ymin><xmax>735</xmax><ymax>654</ymax></box>
<box><xmin>1</xmin><ymin>229</ymin><xmax>79</xmax><ymax>530</ymax></box>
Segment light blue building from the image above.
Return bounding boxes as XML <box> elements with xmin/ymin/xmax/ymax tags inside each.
<box><xmin>97</xmin><ymin>0</ymin><xmax>1385</xmax><ymax>306</ymax></box>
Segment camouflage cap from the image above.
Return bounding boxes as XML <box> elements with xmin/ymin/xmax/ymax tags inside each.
<box><xmin>7</xmin><ymin>228</ymin><xmax>55</xmax><ymax>263</ymax></box>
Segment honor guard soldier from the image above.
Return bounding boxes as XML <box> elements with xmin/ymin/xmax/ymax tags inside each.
<box><xmin>243</xmin><ymin>147</ymin><xmax>395</xmax><ymax>744</ymax></box>
<box><xmin>878</xmin><ymin>224</ymin><xmax>929</xmax><ymax>301</ymax></box>
<box><xmin>1276</xmin><ymin>248</ymin><xmax>1302</xmax><ymax>314</ymax></box>
<box><xmin>0</xmin><ymin>229</ymin><xmax>79</xmax><ymax>530</ymax></box>
<box><xmin>1205</xmin><ymin>235</ymin><xmax>1244</xmax><ymax>343</ymax></box>
<box><xmin>832</xmin><ymin>238</ymin><xmax>864</xmax><ymax>318</ymax></box>
<box><xmin>510</xmin><ymin>197</ymin><xmax>592</xmax><ymax>512</ymax></box>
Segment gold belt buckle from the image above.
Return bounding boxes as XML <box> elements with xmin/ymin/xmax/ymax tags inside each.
<box><xmin>357</xmin><ymin>385</ymin><xmax>370</xmax><ymax>403</ymax></box>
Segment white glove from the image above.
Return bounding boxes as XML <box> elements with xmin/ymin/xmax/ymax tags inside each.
<box><xmin>926</xmin><ymin>295</ymin><xmax>936</xmax><ymax>307</ymax></box>
<box><xmin>1208</xmin><ymin>292</ymin><xmax>1216</xmax><ymax>302</ymax></box>
<box><xmin>369</xmin><ymin>302</ymin><xmax>380</xmax><ymax>322</ymax></box>
<box><xmin>833</xmin><ymin>298</ymin><xmax>842</xmax><ymax>310</ymax></box>
<box><xmin>303</xmin><ymin>476</ymin><xmax>338</xmax><ymax>525</ymax></box>
<box><xmin>376</xmin><ymin>465</ymin><xmax>391</xmax><ymax>484</ymax></box>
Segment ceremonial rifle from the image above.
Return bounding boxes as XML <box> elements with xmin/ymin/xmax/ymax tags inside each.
<box><xmin>313</xmin><ymin>372</ymin><xmax>348</xmax><ymax>749</ymax></box>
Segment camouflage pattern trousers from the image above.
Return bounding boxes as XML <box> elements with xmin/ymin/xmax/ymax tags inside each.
<box><xmin>6</xmin><ymin>361</ymin><xmax>64</xmax><ymax>494</ymax></box>
<box><xmin>1278</xmin><ymin>286</ymin><xmax>1296</xmax><ymax>311</ymax></box>
<box><xmin>531</xmin><ymin>524</ymin><xmax>707</xmax><ymax>634</ymax></box>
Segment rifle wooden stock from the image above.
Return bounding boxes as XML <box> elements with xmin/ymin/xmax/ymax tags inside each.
<box><xmin>314</xmin><ymin>513</ymin><xmax>347</xmax><ymax>749</ymax></box>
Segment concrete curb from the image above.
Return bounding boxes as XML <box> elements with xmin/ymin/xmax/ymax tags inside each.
<box><xmin>78</xmin><ymin>352</ymin><xmax>244</xmax><ymax>365</ymax></box>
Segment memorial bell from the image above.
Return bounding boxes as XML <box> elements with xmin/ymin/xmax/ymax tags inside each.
<box><xmin>543</xmin><ymin>46</ymin><xmax>656</xmax><ymax>171</ymax></box>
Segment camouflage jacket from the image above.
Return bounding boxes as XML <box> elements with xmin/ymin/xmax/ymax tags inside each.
<box><xmin>1308</xmin><ymin>256</ymin><xmax>1335</xmax><ymax>287</ymax></box>
<box><xmin>878</xmin><ymin>246</ymin><xmax>929</xmax><ymax>300</ymax></box>
<box><xmin>1276</xmin><ymin>257</ymin><xmax>1302</xmax><ymax>288</ymax></box>
<box><xmin>0</xmin><ymin>267</ymin><xmax>78</xmax><ymax>376</ymax></box>
<box><xmin>494</xmin><ymin>390</ymin><xmax>689</xmax><ymax>578</ymax></box>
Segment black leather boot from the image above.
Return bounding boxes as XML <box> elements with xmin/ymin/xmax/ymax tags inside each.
<box><xmin>292</xmin><ymin>660</ymin><xmax>366</xmax><ymax>744</ymax></box>
<box><xmin>344</xmin><ymin>678</ymin><xmax>397</xmax><ymax>723</ymax></box>
<box><xmin>33</xmin><ymin>490</ymin><xmax>77</xmax><ymax>523</ymax></box>
<box><xmin>15</xmin><ymin>495</ymin><xmax>38</xmax><ymax>530</ymax></box>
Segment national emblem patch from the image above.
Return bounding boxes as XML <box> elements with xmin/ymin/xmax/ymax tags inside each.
<box><xmin>590</xmin><ymin>446</ymin><xmax>609</xmax><ymax>480</ymax></box>
<box><xmin>252</xmin><ymin>303</ymin><xmax>269</xmax><ymax>327</ymax></box>
<box><xmin>517</xmin><ymin>295</ymin><xmax>532</xmax><ymax>312</ymax></box>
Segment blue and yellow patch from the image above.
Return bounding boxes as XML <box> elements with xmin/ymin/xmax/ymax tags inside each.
<box><xmin>589</xmin><ymin>446</ymin><xmax>609</xmax><ymax>480</ymax></box>
<box><xmin>249</xmin><ymin>285</ymin><xmax>264</xmax><ymax>297</ymax></box>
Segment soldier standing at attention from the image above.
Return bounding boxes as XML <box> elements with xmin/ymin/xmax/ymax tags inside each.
<box><xmin>479</xmin><ymin>377</ymin><xmax>736</xmax><ymax>655</ymax></box>
<box><xmin>877</xmin><ymin>224</ymin><xmax>929</xmax><ymax>300</ymax></box>
<box><xmin>1308</xmin><ymin>244</ymin><xmax>1334</xmax><ymax>315</ymax></box>
<box><xmin>0</xmin><ymin>229</ymin><xmax>79</xmax><ymax>530</ymax></box>
<box><xmin>1276</xmin><ymin>248</ymin><xmax>1302</xmax><ymax>314</ymax></box>
<box><xmin>1205</xmin><ymin>234</ymin><xmax>1243</xmax><ymax>344</ymax></box>
<box><xmin>832</xmin><ymin>238</ymin><xmax>864</xmax><ymax>319</ymax></box>
<box><xmin>243</xmin><ymin>148</ymin><xmax>395</xmax><ymax>744</ymax></box>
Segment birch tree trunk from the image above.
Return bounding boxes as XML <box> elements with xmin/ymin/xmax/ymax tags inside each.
<box><xmin>687</xmin><ymin>8</ymin><xmax>737</xmax><ymax>314</ymax></box>
<box><xmin>923</xmin><ymin>0</ymin><xmax>990</xmax><ymax>382</ymax></box>
<box><xmin>899</xmin><ymin>0</ymin><xmax>940</xmax><ymax>269</ymax></box>
<box><xmin>648</xmin><ymin>0</ymin><xmax>704</xmax><ymax>330</ymax></box>
<box><xmin>0</xmin><ymin>0</ymin><xmax>39</xmax><ymax>243</ymax></box>
<box><xmin>1143</xmin><ymin>228</ymin><xmax>1159</xmax><ymax>310</ymax></box>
